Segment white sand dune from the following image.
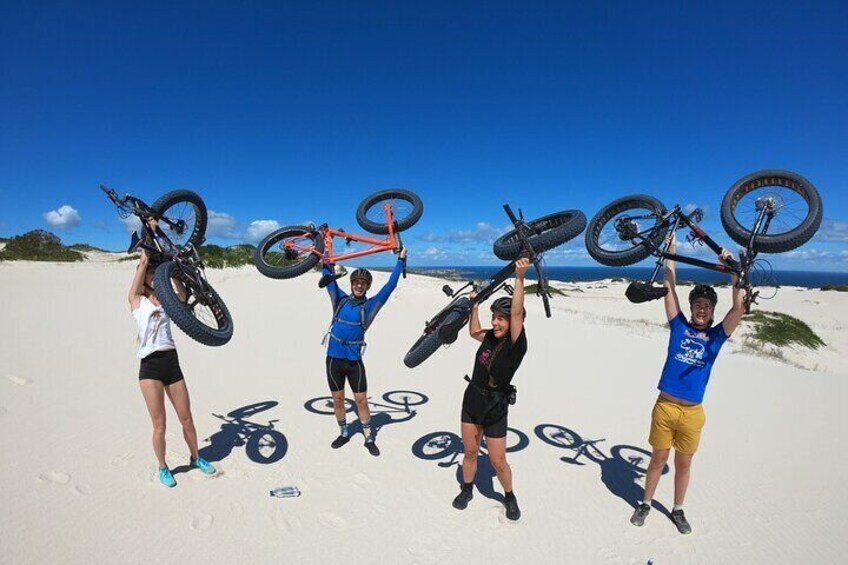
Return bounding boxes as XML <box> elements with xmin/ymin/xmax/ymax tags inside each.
<box><xmin>1</xmin><ymin>260</ymin><xmax>847</xmax><ymax>564</ymax></box>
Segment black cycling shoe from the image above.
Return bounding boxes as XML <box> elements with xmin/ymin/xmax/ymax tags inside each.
<box><xmin>503</xmin><ymin>494</ymin><xmax>521</xmax><ymax>521</ymax></box>
<box><xmin>364</xmin><ymin>439</ymin><xmax>380</xmax><ymax>456</ymax></box>
<box><xmin>331</xmin><ymin>435</ymin><xmax>351</xmax><ymax>449</ymax></box>
<box><xmin>452</xmin><ymin>487</ymin><xmax>473</xmax><ymax>510</ymax></box>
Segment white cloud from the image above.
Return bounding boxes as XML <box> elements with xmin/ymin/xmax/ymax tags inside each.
<box><xmin>43</xmin><ymin>205</ymin><xmax>81</xmax><ymax>230</ymax></box>
<box><xmin>422</xmin><ymin>246</ymin><xmax>448</xmax><ymax>260</ymax></box>
<box><xmin>119</xmin><ymin>215</ymin><xmax>142</xmax><ymax>234</ymax></box>
<box><xmin>246</xmin><ymin>220</ymin><xmax>281</xmax><ymax>243</ymax></box>
<box><xmin>207</xmin><ymin>210</ymin><xmax>240</xmax><ymax>239</ymax></box>
<box><xmin>818</xmin><ymin>219</ymin><xmax>848</xmax><ymax>242</ymax></box>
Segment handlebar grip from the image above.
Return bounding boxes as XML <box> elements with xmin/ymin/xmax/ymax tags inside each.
<box><xmin>503</xmin><ymin>204</ymin><xmax>519</xmax><ymax>224</ymax></box>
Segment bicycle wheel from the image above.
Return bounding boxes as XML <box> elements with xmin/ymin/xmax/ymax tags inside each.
<box><xmin>303</xmin><ymin>397</ymin><xmax>356</xmax><ymax>415</ymax></box>
<box><xmin>534</xmin><ymin>424</ymin><xmax>582</xmax><ymax>449</ymax></box>
<box><xmin>356</xmin><ymin>189</ymin><xmax>424</xmax><ymax>235</ymax></box>
<box><xmin>493</xmin><ymin>210</ymin><xmax>587</xmax><ymax>261</ymax></box>
<box><xmin>411</xmin><ymin>432</ymin><xmax>463</xmax><ymax>460</ymax></box>
<box><xmin>254</xmin><ymin>225</ymin><xmax>324</xmax><ymax>279</ymax></box>
<box><xmin>382</xmin><ymin>390</ymin><xmax>429</xmax><ymax>407</ymax></box>
<box><xmin>403</xmin><ymin>299</ymin><xmax>471</xmax><ymax>369</ymax></box>
<box><xmin>585</xmin><ymin>195</ymin><xmax>667</xmax><ymax>266</ymax></box>
<box><xmin>504</xmin><ymin>427</ymin><xmax>530</xmax><ymax>453</ymax></box>
<box><xmin>721</xmin><ymin>170</ymin><xmax>823</xmax><ymax>253</ymax></box>
<box><xmin>610</xmin><ymin>445</ymin><xmax>654</xmax><ymax>474</ymax></box>
<box><xmin>152</xmin><ymin>190</ymin><xmax>208</xmax><ymax>251</ymax></box>
<box><xmin>245</xmin><ymin>429</ymin><xmax>288</xmax><ymax>464</ymax></box>
<box><xmin>154</xmin><ymin>261</ymin><xmax>234</xmax><ymax>347</ymax></box>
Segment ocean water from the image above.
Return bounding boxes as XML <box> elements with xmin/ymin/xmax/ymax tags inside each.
<box><xmin>402</xmin><ymin>266</ymin><xmax>848</xmax><ymax>288</ymax></box>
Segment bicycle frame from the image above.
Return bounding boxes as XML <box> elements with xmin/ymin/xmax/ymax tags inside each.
<box><xmin>622</xmin><ymin>200</ymin><xmax>776</xmax><ymax>311</ymax></box>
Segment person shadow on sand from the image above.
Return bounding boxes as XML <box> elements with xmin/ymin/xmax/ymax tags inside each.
<box><xmin>411</xmin><ymin>428</ymin><xmax>530</xmax><ymax>503</ymax></box>
<box><xmin>174</xmin><ymin>401</ymin><xmax>288</xmax><ymax>475</ymax></box>
<box><xmin>535</xmin><ymin>424</ymin><xmax>672</xmax><ymax>518</ymax></box>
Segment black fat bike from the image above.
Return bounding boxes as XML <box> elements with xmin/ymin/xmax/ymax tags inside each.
<box><xmin>403</xmin><ymin>205</ymin><xmax>586</xmax><ymax>368</ymax></box>
<box><xmin>584</xmin><ymin>170</ymin><xmax>823</xmax><ymax>312</ymax></box>
<box><xmin>101</xmin><ymin>185</ymin><xmax>234</xmax><ymax>346</ymax></box>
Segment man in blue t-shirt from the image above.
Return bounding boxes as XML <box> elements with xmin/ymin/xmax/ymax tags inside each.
<box><xmin>321</xmin><ymin>247</ymin><xmax>407</xmax><ymax>456</ymax></box>
<box><xmin>630</xmin><ymin>234</ymin><xmax>746</xmax><ymax>534</ymax></box>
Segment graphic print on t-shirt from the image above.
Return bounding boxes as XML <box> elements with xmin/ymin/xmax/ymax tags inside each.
<box><xmin>674</xmin><ymin>328</ymin><xmax>710</xmax><ymax>367</ymax></box>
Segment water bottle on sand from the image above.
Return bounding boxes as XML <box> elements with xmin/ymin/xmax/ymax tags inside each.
<box><xmin>270</xmin><ymin>486</ymin><xmax>301</xmax><ymax>498</ymax></box>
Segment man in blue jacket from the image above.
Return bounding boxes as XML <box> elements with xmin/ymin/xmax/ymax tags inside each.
<box><xmin>322</xmin><ymin>247</ymin><xmax>407</xmax><ymax>456</ymax></box>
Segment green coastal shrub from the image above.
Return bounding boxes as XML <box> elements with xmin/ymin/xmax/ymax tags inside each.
<box><xmin>0</xmin><ymin>230</ymin><xmax>83</xmax><ymax>262</ymax></box>
<box><xmin>820</xmin><ymin>284</ymin><xmax>848</xmax><ymax>292</ymax></box>
<box><xmin>525</xmin><ymin>283</ymin><xmax>566</xmax><ymax>297</ymax></box>
<box><xmin>744</xmin><ymin>310</ymin><xmax>825</xmax><ymax>350</ymax></box>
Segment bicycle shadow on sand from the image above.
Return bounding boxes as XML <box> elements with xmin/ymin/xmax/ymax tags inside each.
<box><xmin>304</xmin><ymin>390</ymin><xmax>429</xmax><ymax>437</ymax></box>
<box><xmin>535</xmin><ymin>424</ymin><xmax>671</xmax><ymax>518</ymax></box>
<box><xmin>411</xmin><ymin>429</ymin><xmax>531</xmax><ymax>503</ymax></box>
<box><xmin>173</xmin><ymin>401</ymin><xmax>288</xmax><ymax>474</ymax></box>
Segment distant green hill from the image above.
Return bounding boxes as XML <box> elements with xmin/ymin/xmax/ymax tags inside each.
<box><xmin>0</xmin><ymin>230</ymin><xmax>83</xmax><ymax>262</ymax></box>
<box><xmin>68</xmin><ymin>243</ymin><xmax>111</xmax><ymax>253</ymax></box>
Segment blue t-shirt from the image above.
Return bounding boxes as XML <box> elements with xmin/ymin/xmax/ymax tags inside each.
<box><xmin>657</xmin><ymin>313</ymin><xmax>729</xmax><ymax>404</ymax></box>
<box><xmin>323</xmin><ymin>260</ymin><xmax>403</xmax><ymax>360</ymax></box>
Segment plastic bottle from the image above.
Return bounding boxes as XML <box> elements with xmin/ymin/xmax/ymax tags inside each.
<box><xmin>270</xmin><ymin>486</ymin><xmax>301</xmax><ymax>498</ymax></box>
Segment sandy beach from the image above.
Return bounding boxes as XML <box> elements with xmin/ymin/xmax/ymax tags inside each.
<box><xmin>1</xmin><ymin>258</ymin><xmax>847</xmax><ymax>564</ymax></box>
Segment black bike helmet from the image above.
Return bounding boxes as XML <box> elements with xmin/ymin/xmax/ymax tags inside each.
<box><xmin>490</xmin><ymin>296</ymin><xmax>526</xmax><ymax>318</ymax></box>
<box><xmin>350</xmin><ymin>268</ymin><xmax>373</xmax><ymax>288</ymax></box>
<box><xmin>689</xmin><ymin>284</ymin><xmax>718</xmax><ymax>306</ymax></box>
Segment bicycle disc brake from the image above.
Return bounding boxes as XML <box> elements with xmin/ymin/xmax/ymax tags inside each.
<box><xmin>755</xmin><ymin>192</ymin><xmax>785</xmax><ymax>215</ymax></box>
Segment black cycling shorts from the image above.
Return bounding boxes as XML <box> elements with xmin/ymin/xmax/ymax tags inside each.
<box><xmin>139</xmin><ymin>349</ymin><xmax>184</xmax><ymax>386</ymax></box>
<box><xmin>460</xmin><ymin>383</ymin><xmax>508</xmax><ymax>439</ymax></box>
<box><xmin>326</xmin><ymin>356</ymin><xmax>367</xmax><ymax>394</ymax></box>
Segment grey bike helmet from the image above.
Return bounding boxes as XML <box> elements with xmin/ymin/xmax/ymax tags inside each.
<box><xmin>689</xmin><ymin>284</ymin><xmax>718</xmax><ymax>306</ymax></box>
<box><xmin>350</xmin><ymin>268</ymin><xmax>373</xmax><ymax>288</ymax></box>
<box><xmin>491</xmin><ymin>296</ymin><xmax>526</xmax><ymax>318</ymax></box>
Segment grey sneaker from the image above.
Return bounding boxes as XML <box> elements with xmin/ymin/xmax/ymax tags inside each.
<box><xmin>671</xmin><ymin>509</ymin><xmax>692</xmax><ymax>534</ymax></box>
<box><xmin>630</xmin><ymin>503</ymin><xmax>651</xmax><ymax>526</ymax></box>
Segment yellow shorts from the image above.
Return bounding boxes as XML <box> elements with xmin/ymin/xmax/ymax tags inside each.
<box><xmin>649</xmin><ymin>397</ymin><xmax>706</xmax><ymax>455</ymax></box>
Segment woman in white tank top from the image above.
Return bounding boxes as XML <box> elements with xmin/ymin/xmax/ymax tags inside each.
<box><xmin>130</xmin><ymin>242</ymin><xmax>216</xmax><ymax>487</ymax></box>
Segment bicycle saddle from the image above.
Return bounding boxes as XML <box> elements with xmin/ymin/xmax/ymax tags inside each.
<box><xmin>625</xmin><ymin>282</ymin><xmax>669</xmax><ymax>303</ymax></box>
<box><xmin>318</xmin><ymin>272</ymin><xmax>346</xmax><ymax>289</ymax></box>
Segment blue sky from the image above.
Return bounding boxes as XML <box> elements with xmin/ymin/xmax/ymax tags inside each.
<box><xmin>1</xmin><ymin>1</ymin><xmax>846</xmax><ymax>270</ymax></box>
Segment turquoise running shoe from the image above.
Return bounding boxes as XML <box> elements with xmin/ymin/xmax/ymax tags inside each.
<box><xmin>159</xmin><ymin>467</ymin><xmax>176</xmax><ymax>488</ymax></box>
<box><xmin>192</xmin><ymin>456</ymin><xmax>216</xmax><ymax>475</ymax></box>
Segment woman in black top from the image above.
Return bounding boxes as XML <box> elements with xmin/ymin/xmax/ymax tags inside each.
<box><xmin>453</xmin><ymin>258</ymin><xmax>529</xmax><ymax>521</ymax></box>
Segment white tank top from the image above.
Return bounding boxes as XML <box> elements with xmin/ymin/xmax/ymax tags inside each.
<box><xmin>133</xmin><ymin>296</ymin><xmax>176</xmax><ymax>359</ymax></box>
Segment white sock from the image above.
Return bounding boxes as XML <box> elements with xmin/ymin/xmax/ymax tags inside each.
<box><xmin>673</xmin><ymin>504</ymin><xmax>684</xmax><ymax>512</ymax></box>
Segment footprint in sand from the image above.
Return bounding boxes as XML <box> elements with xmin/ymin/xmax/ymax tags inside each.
<box><xmin>73</xmin><ymin>485</ymin><xmax>91</xmax><ymax>496</ymax></box>
<box><xmin>110</xmin><ymin>453</ymin><xmax>133</xmax><ymax>467</ymax></box>
<box><xmin>274</xmin><ymin>511</ymin><xmax>302</xmax><ymax>533</ymax></box>
<box><xmin>318</xmin><ymin>512</ymin><xmax>348</xmax><ymax>531</ymax></box>
<box><xmin>372</xmin><ymin>503</ymin><xmax>386</xmax><ymax>514</ymax></box>
<box><xmin>353</xmin><ymin>473</ymin><xmax>372</xmax><ymax>491</ymax></box>
<box><xmin>38</xmin><ymin>471</ymin><xmax>71</xmax><ymax>485</ymax></box>
<box><xmin>190</xmin><ymin>513</ymin><xmax>214</xmax><ymax>531</ymax></box>
<box><xmin>5</xmin><ymin>375</ymin><xmax>32</xmax><ymax>386</ymax></box>
<box><xmin>0</xmin><ymin>406</ymin><xmax>7</xmax><ymax>417</ymax></box>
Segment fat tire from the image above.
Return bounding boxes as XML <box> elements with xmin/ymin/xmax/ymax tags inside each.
<box><xmin>403</xmin><ymin>299</ymin><xmax>470</xmax><ymax>368</ymax></box>
<box><xmin>151</xmin><ymin>190</ymin><xmax>208</xmax><ymax>250</ymax></box>
<box><xmin>154</xmin><ymin>261</ymin><xmax>234</xmax><ymax>347</ymax></box>
<box><xmin>245</xmin><ymin>430</ymin><xmax>288</xmax><ymax>464</ymax></box>
<box><xmin>585</xmin><ymin>195</ymin><xmax>667</xmax><ymax>266</ymax></box>
<box><xmin>356</xmin><ymin>189</ymin><xmax>424</xmax><ymax>234</ymax></box>
<box><xmin>254</xmin><ymin>226</ymin><xmax>324</xmax><ymax>279</ymax></box>
<box><xmin>720</xmin><ymin>170</ymin><xmax>823</xmax><ymax>253</ymax></box>
<box><xmin>493</xmin><ymin>210</ymin><xmax>587</xmax><ymax>260</ymax></box>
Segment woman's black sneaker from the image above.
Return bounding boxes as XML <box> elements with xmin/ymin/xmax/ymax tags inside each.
<box><xmin>503</xmin><ymin>493</ymin><xmax>521</xmax><ymax>521</ymax></box>
<box><xmin>452</xmin><ymin>487</ymin><xmax>473</xmax><ymax>510</ymax></box>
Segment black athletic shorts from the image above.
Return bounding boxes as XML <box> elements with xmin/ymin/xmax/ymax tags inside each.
<box><xmin>460</xmin><ymin>383</ymin><xmax>508</xmax><ymax>439</ymax></box>
<box><xmin>139</xmin><ymin>349</ymin><xmax>184</xmax><ymax>386</ymax></box>
<box><xmin>326</xmin><ymin>356</ymin><xmax>367</xmax><ymax>394</ymax></box>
